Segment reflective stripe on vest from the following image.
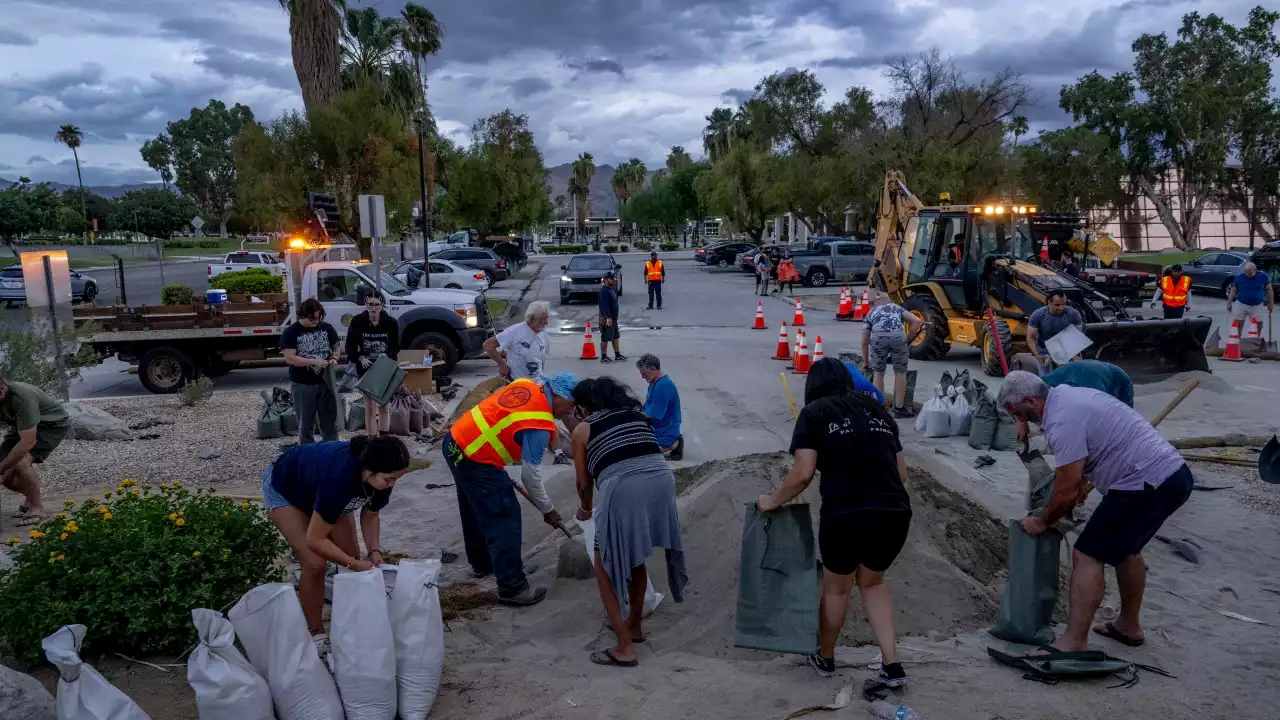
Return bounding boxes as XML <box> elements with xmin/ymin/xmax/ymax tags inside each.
<box><xmin>1161</xmin><ymin>275</ymin><xmax>1190</xmax><ymax>307</ymax></box>
<box><xmin>449</xmin><ymin>378</ymin><xmax>557</xmax><ymax>467</ymax></box>
<box><xmin>646</xmin><ymin>260</ymin><xmax>664</xmax><ymax>282</ymax></box>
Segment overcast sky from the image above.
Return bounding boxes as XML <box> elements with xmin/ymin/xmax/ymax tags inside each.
<box><xmin>0</xmin><ymin>0</ymin><xmax>1268</xmax><ymax>187</ymax></box>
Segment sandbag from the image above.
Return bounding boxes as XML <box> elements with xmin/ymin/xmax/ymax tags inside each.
<box><xmin>187</xmin><ymin>609</ymin><xmax>273</xmax><ymax>720</ymax></box>
<box><xmin>966</xmin><ymin>378</ymin><xmax>988</xmax><ymax>405</ymax></box>
<box><xmin>968</xmin><ymin>393</ymin><xmax>999</xmax><ymax>449</ymax></box>
<box><xmin>387</xmin><ymin>395</ymin><xmax>412</xmax><ymax>436</ymax></box>
<box><xmin>0</xmin><ymin>663</ymin><xmax>55</xmax><ymax>720</ymax></box>
<box><xmin>356</xmin><ymin>355</ymin><xmax>406</xmax><ymax>407</ymax></box>
<box><xmin>347</xmin><ymin>395</ymin><xmax>366</xmax><ymax>432</ymax></box>
<box><xmin>734</xmin><ymin>503</ymin><xmax>819</xmax><ymax>655</ymax></box>
<box><xmin>41</xmin><ymin>625</ymin><xmax>150</xmax><ymax>720</ymax></box>
<box><xmin>408</xmin><ymin>398</ymin><xmax>424</xmax><ymax>434</ymax></box>
<box><xmin>949</xmin><ymin>393</ymin><xmax>972</xmax><ymax>437</ymax></box>
<box><xmin>227</xmin><ymin>584</ymin><xmax>343</xmax><ymax>720</ymax></box>
<box><xmin>989</xmin><ymin>519</ymin><xmax>1062</xmax><ymax>646</ymax></box>
<box><xmin>581</xmin><ymin>517</ymin><xmax>663</xmax><ymax>617</ymax></box>
<box><xmin>918</xmin><ymin>395</ymin><xmax>951</xmax><ymax>438</ymax></box>
<box><xmin>389</xmin><ymin>559</ymin><xmax>445</xmax><ymax>720</ymax></box>
<box><xmin>256</xmin><ymin>389</ymin><xmax>284</xmax><ymax>439</ymax></box>
<box><xmin>332</xmin><ymin>569</ymin><xmax>397</xmax><ymax>720</ymax></box>
<box><xmin>338</xmin><ymin>362</ymin><xmax>359</xmax><ymax>393</ymax></box>
<box><xmin>992</xmin><ymin>407</ymin><xmax>1020</xmax><ymax>451</ymax></box>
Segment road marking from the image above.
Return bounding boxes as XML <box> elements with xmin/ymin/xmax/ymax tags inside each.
<box><xmin>1239</xmin><ymin>384</ymin><xmax>1278</xmax><ymax>394</ymax></box>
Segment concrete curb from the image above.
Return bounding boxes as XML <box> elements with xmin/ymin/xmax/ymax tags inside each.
<box><xmin>77</xmin><ymin>257</ymin><xmax>218</xmax><ymax>271</ymax></box>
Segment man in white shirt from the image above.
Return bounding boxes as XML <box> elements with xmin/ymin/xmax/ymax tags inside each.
<box><xmin>486</xmin><ymin>301</ymin><xmax>551</xmax><ymax>381</ymax></box>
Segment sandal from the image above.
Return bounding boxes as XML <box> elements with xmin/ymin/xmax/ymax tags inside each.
<box><xmin>590</xmin><ymin>649</ymin><xmax>638</xmax><ymax>667</ymax></box>
<box><xmin>15</xmin><ymin>513</ymin><xmax>47</xmax><ymax>527</ymax></box>
<box><xmin>10</xmin><ymin>504</ymin><xmax>30</xmax><ymax>518</ymax></box>
<box><xmin>1093</xmin><ymin>622</ymin><xmax>1145</xmax><ymax>647</ymax></box>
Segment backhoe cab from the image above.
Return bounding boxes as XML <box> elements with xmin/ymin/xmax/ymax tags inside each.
<box><xmin>868</xmin><ymin>172</ymin><xmax>1211</xmax><ymax>381</ymax></box>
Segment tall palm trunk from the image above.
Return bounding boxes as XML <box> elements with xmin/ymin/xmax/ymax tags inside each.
<box><xmin>72</xmin><ymin>147</ymin><xmax>87</xmax><ymax>241</ymax></box>
<box><xmin>289</xmin><ymin>0</ymin><xmax>343</xmax><ymax>114</ymax></box>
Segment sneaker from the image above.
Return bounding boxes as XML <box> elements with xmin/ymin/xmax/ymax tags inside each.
<box><xmin>669</xmin><ymin>436</ymin><xmax>684</xmax><ymax>461</ymax></box>
<box><xmin>614</xmin><ymin>354</ymin><xmax>628</xmax><ymax>362</ymax></box>
<box><xmin>552</xmin><ymin>450</ymin><xmax>573</xmax><ymax>466</ymax></box>
<box><xmin>892</xmin><ymin>406</ymin><xmax>915</xmax><ymax>419</ymax></box>
<box><xmin>600</xmin><ymin>356</ymin><xmax>614</xmax><ymax>363</ymax></box>
<box><xmin>879</xmin><ymin>662</ymin><xmax>907</xmax><ymax>688</ymax></box>
<box><xmin>498</xmin><ymin>586</ymin><xmax>548</xmax><ymax>607</ymax></box>
<box><xmin>807</xmin><ymin>650</ymin><xmax>835</xmax><ymax>678</ymax></box>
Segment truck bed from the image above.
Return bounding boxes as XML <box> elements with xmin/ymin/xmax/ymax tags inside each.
<box><xmin>74</xmin><ymin>293</ymin><xmax>290</xmax><ymax>337</ymax></box>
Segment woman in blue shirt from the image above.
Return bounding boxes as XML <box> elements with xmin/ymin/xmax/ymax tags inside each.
<box><xmin>262</xmin><ymin>434</ymin><xmax>412</xmax><ymax>653</ymax></box>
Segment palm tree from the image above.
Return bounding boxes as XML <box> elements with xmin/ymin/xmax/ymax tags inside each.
<box><xmin>400</xmin><ymin>3</ymin><xmax>443</xmax><ymax>243</ymax></box>
<box><xmin>611</xmin><ymin>166</ymin><xmax>630</xmax><ymax>211</ymax></box>
<box><xmin>570</xmin><ymin>152</ymin><xmax>595</xmax><ymax>240</ymax></box>
<box><xmin>623</xmin><ymin>158</ymin><xmax>647</xmax><ymax>198</ymax></box>
<box><xmin>666</xmin><ymin>146</ymin><xmax>692</xmax><ymax>173</ymax></box>
<box><xmin>553</xmin><ymin>194</ymin><xmax>569</xmax><ymax>219</ymax></box>
<box><xmin>341</xmin><ymin>7</ymin><xmax>418</xmax><ymax>119</ymax></box>
<box><xmin>54</xmin><ymin>124</ymin><xmax>87</xmax><ymax>238</ymax></box>
<box><xmin>278</xmin><ymin>0</ymin><xmax>346</xmax><ymax>115</ymax></box>
<box><xmin>703</xmin><ymin>108</ymin><xmax>734</xmax><ymax>162</ymax></box>
<box><xmin>1010</xmin><ymin>115</ymin><xmax>1029</xmax><ymax>148</ymax></box>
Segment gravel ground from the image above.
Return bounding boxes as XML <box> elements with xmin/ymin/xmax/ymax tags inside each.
<box><xmin>1184</xmin><ymin>448</ymin><xmax>1279</xmax><ymax>516</ymax></box>
<box><xmin>36</xmin><ymin>390</ymin><xmax>446</xmax><ymax>500</ymax></box>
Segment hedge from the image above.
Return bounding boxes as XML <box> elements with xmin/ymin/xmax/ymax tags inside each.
<box><xmin>161</xmin><ymin>285</ymin><xmax>195</xmax><ymax>305</ymax></box>
<box><xmin>541</xmin><ymin>244</ymin><xmax>588</xmax><ymax>255</ymax></box>
<box><xmin>210</xmin><ymin>267</ymin><xmax>283</xmax><ymax>295</ymax></box>
<box><xmin>659</xmin><ymin>242</ymin><xmax>679</xmax><ymax>251</ymax></box>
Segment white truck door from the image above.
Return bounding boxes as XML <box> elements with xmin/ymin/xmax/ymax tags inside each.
<box><xmin>313</xmin><ymin>267</ymin><xmax>373</xmax><ymax>340</ymax></box>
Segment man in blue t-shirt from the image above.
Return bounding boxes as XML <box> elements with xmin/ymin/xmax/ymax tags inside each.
<box><xmin>1227</xmin><ymin>261</ymin><xmax>1274</xmax><ymax>335</ymax></box>
<box><xmin>637</xmin><ymin>354</ymin><xmax>683</xmax><ymax>460</ymax></box>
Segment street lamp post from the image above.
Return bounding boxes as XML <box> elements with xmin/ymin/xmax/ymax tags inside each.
<box><xmin>415</xmin><ymin>115</ymin><xmax>432</xmax><ymax>288</ymax></box>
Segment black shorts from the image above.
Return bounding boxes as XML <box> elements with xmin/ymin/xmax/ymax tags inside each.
<box><xmin>1162</xmin><ymin>305</ymin><xmax>1186</xmax><ymax>319</ymax></box>
<box><xmin>2</xmin><ymin>424</ymin><xmax>69</xmax><ymax>464</ymax></box>
<box><xmin>1074</xmin><ymin>464</ymin><xmax>1194</xmax><ymax>567</ymax></box>
<box><xmin>599</xmin><ymin>318</ymin><xmax>619</xmax><ymax>342</ymax></box>
<box><xmin>818</xmin><ymin>509</ymin><xmax>911</xmax><ymax>575</ymax></box>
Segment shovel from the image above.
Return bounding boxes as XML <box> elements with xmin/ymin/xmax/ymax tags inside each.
<box><xmin>512</xmin><ymin>481</ymin><xmax>573</xmax><ymax>538</ymax></box>
<box><xmin>1268</xmin><ymin>308</ymin><xmax>1277</xmax><ymax>352</ymax></box>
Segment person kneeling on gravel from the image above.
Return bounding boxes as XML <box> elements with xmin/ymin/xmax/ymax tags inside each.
<box><xmin>757</xmin><ymin>358</ymin><xmax>912</xmax><ymax>688</ymax></box>
<box><xmin>0</xmin><ymin>376</ymin><xmax>70</xmax><ymax>526</ymax></box>
<box><xmin>262</xmin><ymin>434</ymin><xmax>412</xmax><ymax>660</ymax></box>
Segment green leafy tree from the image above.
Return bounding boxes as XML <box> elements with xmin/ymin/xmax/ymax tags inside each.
<box><xmin>54</xmin><ymin>124</ymin><xmax>88</xmax><ymax>239</ymax></box>
<box><xmin>400</xmin><ymin>2</ymin><xmax>444</xmax><ymax>239</ymax></box>
<box><xmin>1060</xmin><ymin>7</ymin><xmax>1280</xmax><ymax>249</ymax></box>
<box><xmin>696</xmin><ymin>144</ymin><xmax>780</xmax><ymax>243</ymax></box>
<box><xmin>341</xmin><ymin>6</ymin><xmax>418</xmax><ymax>120</ymax></box>
<box><xmin>1017</xmin><ymin>127</ymin><xmax>1126</xmax><ymax>214</ymax></box>
<box><xmin>702</xmin><ymin>107</ymin><xmax>735</xmax><ymax>162</ymax></box>
<box><xmin>142</xmin><ymin>100</ymin><xmax>255</xmax><ymax>238</ymax></box>
<box><xmin>666</xmin><ymin>146</ymin><xmax>693</xmax><ymax>173</ymax></box>
<box><xmin>113</xmin><ymin>188</ymin><xmax>199</xmax><ymax>241</ymax></box>
<box><xmin>438</xmin><ymin>110</ymin><xmax>552</xmax><ymax>238</ymax></box>
<box><xmin>139</xmin><ymin>139</ymin><xmax>173</xmax><ymax>189</ymax></box>
<box><xmin>60</xmin><ymin>189</ymin><xmax>116</xmax><ymax>235</ymax></box>
<box><xmin>621</xmin><ymin>163</ymin><xmax>707</xmax><ymax>241</ymax></box>
<box><xmin>0</xmin><ymin>182</ymin><xmax>64</xmax><ymax>254</ymax></box>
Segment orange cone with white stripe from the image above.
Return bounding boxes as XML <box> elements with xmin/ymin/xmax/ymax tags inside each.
<box><xmin>793</xmin><ymin>332</ymin><xmax>811</xmax><ymax>374</ymax></box>
<box><xmin>580</xmin><ymin>320</ymin><xmax>598</xmax><ymax>360</ymax></box>
<box><xmin>752</xmin><ymin>300</ymin><xmax>767</xmax><ymax>330</ymax></box>
<box><xmin>813</xmin><ymin>335</ymin><xmax>824</xmax><ymax>362</ymax></box>
<box><xmin>773</xmin><ymin>321</ymin><xmax>791</xmax><ymax>360</ymax></box>
<box><xmin>1246</xmin><ymin>316</ymin><xmax>1261</xmax><ymax>341</ymax></box>
<box><xmin>853</xmin><ymin>288</ymin><xmax>869</xmax><ymax>320</ymax></box>
<box><xmin>792</xmin><ymin>299</ymin><xmax>806</xmax><ymax>327</ymax></box>
<box><xmin>1040</xmin><ymin>235</ymin><xmax>1050</xmax><ymax>261</ymax></box>
<box><xmin>837</xmin><ymin>288</ymin><xmax>854</xmax><ymax>320</ymax></box>
<box><xmin>1221</xmin><ymin>321</ymin><xmax>1243</xmax><ymax>362</ymax></box>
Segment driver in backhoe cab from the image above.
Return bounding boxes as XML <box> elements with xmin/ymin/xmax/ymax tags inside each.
<box><xmin>1026</xmin><ymin>290</ymin><xmax>1083</xmax><ymax>372</ymax></box>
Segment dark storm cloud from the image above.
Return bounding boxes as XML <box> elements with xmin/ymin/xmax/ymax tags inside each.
<box><xmin>566</xmin><ymin>58</ymin><xmax>625</xmax><ymax>77</ymax></box>
<box><xmin>2</xmin><ymin>158</ymin><xmax>161</xmax><ymax>187</ymax></box>
<box><xmin>0</xmin><ymin>29</ymin><xmax>36</xmax><ymax>46</ymax></box>
<box><xmin>158</xmin><ymin>15</ymin><xmax>284</xmax><ymax>53</ymax></box>
<box><xmin>195</xmin><ymin>47</ymin><xmax>297</xmax><ymax>90</ymax></box>
<box><xmin>815</xmin><ymin>55</ymin><xmax>883</xmax><ymax>70</ymax></box>
<box><xmin>507</xmin><ymin>77</ymin><xmax>554</xmax><ymax>99</ymax></box>
<box><xmin>26</xmin><ymin>156</ymin><xmax>50</xmax><ymax>165</ymax></box>
<box><xmin>720</xmin><ymin>88</ymin><xmax>754</xmax><ymax>105</ymax></box>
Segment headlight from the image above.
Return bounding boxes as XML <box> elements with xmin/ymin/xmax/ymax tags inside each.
<box><xmin>561</xmin><ymin>275</ymin><xmax>572</xmax><ymax>282</ymax></box>
<box><xmin>454</xmin><ymin>304</ymin><xmax>479</xmax><ymax>328</ymax></box>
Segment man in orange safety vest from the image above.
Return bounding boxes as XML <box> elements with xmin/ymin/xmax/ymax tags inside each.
<box><xmin>645</xmin><ymin>251</ymin><xmax>666</xmax><ymax>310</ymax></box>
<box><xmin>1151</xmin><ymin>264</ymin><xmax>1191</xmax><ymax>319</ymax></box>
<box><xmin>443</xmin><ymin>372</ymin><xmax>580</xmax><ymax>606</ymax></box>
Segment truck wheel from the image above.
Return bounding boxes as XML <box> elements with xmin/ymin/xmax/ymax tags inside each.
<box><xmin>408</xmin><ymin>332</ymin><xmax>459</xmax><ymax>375</ymax></box>
<box><xmin>807</xmin><ymin>269</ymin><xmax>828</xmax><ymax>287</ymax></box>
<box><xmin>902</xmin><ymin>294</ymin><xmax>950</xmax><ymax>361</ymax></box>
<box><xmin>981</xmin><ymin>319</ymin><xmax>1015</xmax><ymax>377</ymax></box>
<box><xmin>139</xmin><ymin>347</ymin><xmax>195</xmax><ymax>394</ymax></box>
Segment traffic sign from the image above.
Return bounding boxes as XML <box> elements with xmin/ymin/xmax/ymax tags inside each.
<box><xmin>191</xmin><ymin>216</ymin><xmax>204</xmax><ymax>230</ymax></box>
<box><xmin>358</xmin><ymin>194</ymin><xmax>387</xmax><ymax>239</ymax></box>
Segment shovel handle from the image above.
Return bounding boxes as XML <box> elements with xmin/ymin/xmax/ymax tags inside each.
<box><xmin>511</xmin><ymin>481</ymin><xmax>573</xmax><ymax>538</ymax></box>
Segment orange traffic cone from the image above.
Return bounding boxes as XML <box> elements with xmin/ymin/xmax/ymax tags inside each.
<box><xmin>792</xmin><ymin>299</ymin><xmax>806</xmax><ymax>327</ymax></box>
<box><xmin>793</xmin><ymin>332</ymin><xmax>811</xmax><ymax>374</ymax></box>
<box><xmin>1246</xmin><ymin>316</ymin><xmax>1261</xmax><ymax>340</ymax></box>
<box><xmin>813</xmin><ymin>335</ymin><xmax>824</xmax><ymax>362</ymax></box>
<box><xmin>1040</xmin><ymin>235</ymin><xmax>1050</xmax><ymax>261</ymax></box>
<box><xmin>853</xmin><ymin>288</ymin><xmax>869</xmax><ymax>320</ymax></box>
<box><xmin>580</xmin><ymin>320</ymin><xmax>598</xmax><ymax>360</ymax></box>
<box><xmin>1221</xmin><ymin>321</ymin><xmax>1243</xmax><ymax>362</ymax></box>
<box><xmin>773</xmin><ymin>322</ymin><xmax>791</xmax><ymax>360</ymax></box>
<box><xmin>836</xmin><ymin>288</ymin><xmax>854</xmax><ymax>321</ymax></box>
<box><xmin>752</xmin><ymin>300</ymin><xmax>767</xmax><ymax>330</ymax></box>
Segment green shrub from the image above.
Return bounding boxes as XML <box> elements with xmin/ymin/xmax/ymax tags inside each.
<box><xmin>541</xmin><ymin>244</ymin><xmax>588</xmax><ymax>255</ymax></box>
<box><xmin>620</xmin><ymin>245</ymin><xmax>630</xmax><ymax>253</ymax></box>
<box><xmin>161</xmin><ymin>285</ymin><xmax>195</xmax><ymax>305</ymax></box>
<box><xmin>0</xmin><ymin>481</ymin><xmax>287</xmax><ymax>663</ymax></box>
<box><xmin>197</xmin><ymin>239</ymin><xmax>224</xmax><ymax>248</ymax></box>
<box><xmin>603</xmin><ymin>245</ymin><xmax>619</xmax><ymax>253</ymax></box>
<box><xmin>659</xmin><ymin>242</ymin><xmax>679</xmax><ymax>251</ymax></box>
<box><xmin>165</xmin><ymin>240</ymin><xmax>196</xmax><ymax>249</ymax></box>
<box><xmin>178</xmin><ymin>376</ymin><xmax>214</xmax><ymax>406</ymax></box>
<box><xmin>633</xmin><ymin>240</ymin><xmax>652</xmax><ymax>251</ymax></box>
<box><xmin>212</xmin><ymin>268</ymin><xmax>283</xmax><ymax>294</ymax></box>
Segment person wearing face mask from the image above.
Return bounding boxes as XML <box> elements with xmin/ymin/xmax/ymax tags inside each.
<box><xmin>346</xmin><ymin>290</ymin><xmax>400</xmax><ymax>436</ymax></box>
<box><xmin>262</xmin><ymin>434</ymin><xmax>413</xmax><ymax>658</ymax></box>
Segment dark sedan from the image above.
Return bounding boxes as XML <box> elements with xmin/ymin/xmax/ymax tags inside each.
<box><xmin>701</xmin><ymin>242</ymin><xmax>758</xmax><ymax>269</ymax></box>
<box><xmin>1180</xmin><ymin>251</ymin><xmax>1252</xmax><ymax>296</ymax></box>
<box><xmin>432</xmin><ymin>247</ymin><xmax>510</xmax><ymax>283</ymax></box>
<box><xmin>560</xmin><ymin>253</ymin><xmax>623</xmax><ymax>304</ymax></box>
<box><xmin>693</xmin><ymin>242</ymin><xmax>731</xmax><ymax>264</ymax></box>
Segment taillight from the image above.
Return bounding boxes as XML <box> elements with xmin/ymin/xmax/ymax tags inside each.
<box><xmin>474</xmin><ymin>273</ymin><xmax>486</xmax><ymax>280</ymax></box>
<box><xmin>497</xmin><ymin>260</ymin><xmax>506</xmax><ymax>267</ymax></box>
<box><xmin>207</xmin><ymin>266</ymin><xmax>212</xmax><ymax>276</ymax></box>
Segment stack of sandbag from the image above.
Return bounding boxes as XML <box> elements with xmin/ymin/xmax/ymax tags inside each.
<box><xmin>967</xmin><ymin>392</ymin><xmax>1019</xmax><ymax>450</ymax></box>
<box><xmin>915</xmin><ymin>390</ymin><xmax>952</xmax><ymax>438</ymax></box>
<box><xmin>256</xmin><ymin>387</ymin><xmax>297</xmax><ymax>439</ymax></box>
<box><xmin>42</xmin><ymin>625</ymin><xmax>151</xmax><ymax>720</ymax></box>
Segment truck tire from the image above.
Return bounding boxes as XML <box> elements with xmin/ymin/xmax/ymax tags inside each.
<box><xmin>139</xmin><ymin>346</ymin><xmax>196</xmax><ymax>394</ymax></box>
<box><xmin>981</xmin><ymin>318</ymin><xmax>1015</xmax><ymax>377</ymax></box>
<box><xmin>902</xmin><ymin>294</ymin><xmax>950</xmax><ymax>361</ymax></box>
<box><xmin>408</xmin><ymin>331</ymin><xmax>459</xmax><ymax>376</ymax></box>
<box><xmin>806</xmin><ymin>268</ymin><xmax>829</xmax><ymax>287</ymax></box>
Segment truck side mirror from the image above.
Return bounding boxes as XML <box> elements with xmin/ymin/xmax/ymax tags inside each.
<box><xmin>561</xmin><ymin>265</ymin><xmax>567</xmax><ymax>270</ymax></box>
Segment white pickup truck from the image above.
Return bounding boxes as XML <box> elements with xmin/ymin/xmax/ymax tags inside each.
<box><xmin>207</xmin><ymin>250</ymin><xmax>288</xmax><ymax>280</ymax></box>
<box><xmin>82</xmin><ymin>257</ymin><xmax>495</xmax><ymax>393</ymax></box>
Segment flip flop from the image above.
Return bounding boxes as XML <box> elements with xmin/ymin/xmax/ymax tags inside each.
<box><xmin>9</xmin><ymin>504</ymin><xmax>30</xmax><ymax>518</ymax></box>
<box><xmin>15</xmin><ymin>513</ymin><xmax>47</xmax><ymax>527</ymax></box>
<box><xmin>589</xmin><ymin>649</ymin><xmax>638</xmax><ymax>667</ymax></box>
<box><xmin>1093</xmin><ymin>622</ymin><xmax>1145</xmax><ymax>647</ymax></box>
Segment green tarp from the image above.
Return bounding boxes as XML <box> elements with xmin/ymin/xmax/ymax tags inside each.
<box><xmin>734</xmin><ymin>503</ymin><xmax>819</xmax><ymax>655</ymax></box>
<box><xmin>355</xmin><ymin>355</ymin><xmax>406</xmax><ymax>407</ymax></box>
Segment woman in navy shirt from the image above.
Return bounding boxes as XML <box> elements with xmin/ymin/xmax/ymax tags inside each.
<box><xmin>262</xmin><ymin>435</ymin><xmax>411</xmax><ymax>651</ymax></box>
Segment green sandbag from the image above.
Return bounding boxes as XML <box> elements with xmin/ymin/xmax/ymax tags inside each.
<box><xmin>989</xmin><ymin>519</ymin><xmax>1062</xmax><ymax>646</ymax></box>
<box><xmin>992</xmin><ymin>407</ymin><xmax>1019</xmax><ymax>451</ymax></box>
<box><xmin>355</xmin><ymin>355</ymin><xmax>406</xmax><ymax>407</ymax></box>
<box><xmin>256</xmin><ymin>389</ymin><xmax>284</xmax><ymax>439</ymax></box>
<box><xmin>734</xmin><ymin>503</ymin><xmax>819</xmax><ymax>655</ymax></box>
<box><xmin>968</xmin><ymin>393</ymin><xmax>998</xmax><ymax>449</ymax></box>
<box><xmin>347</xmin><ymin>396</ymin><xmax>366</xmax><ymax>431</ymax></box>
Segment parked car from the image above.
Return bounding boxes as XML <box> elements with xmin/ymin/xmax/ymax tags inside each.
<box><xmin>207</xmin><ymin>250</ymin><xmax>286</xmax><ymax>279</ymax></box>
<box><xmin>1250</xmin><ymin>242</ymin><xmax>1280</xmax><ymax>287</ymax></box>
<box><xmin>392</xmin><ymin>259</ymin><xmax>490</xmax><ymax>292</ymax></box>
<box><xmin>0</xmin><ymin>264</ymin><xmax>98</xmax><ymax>306</ymax></box>
<box><xmin>790</xmin><ymin>241</ymin><xmax>876</xmax><ymax>287</ymax></box>
<box><xmin>560</xmin><ymin>253</ymin><xmax>623</xmax><ymax>304</ymax></box>
<box><xmin>1179</xmin><ymin>251</ymin><xmax>1253</xmax><ymax>296</ymax></box>
<box><xmin>701</xmin><ymin>242</ymin><xmax>759</xmax><ymax>269</ymax></box>
<box><xmin>432</xmin><ymin>247</ymin><xmax>510</xmax><ymax>282</ymax></box>
<box><xmin>740</xmin><ymin>243</ymin><xmax>819</xmax><ymax>271</ymax></box>
<box><xmin>693</xmin><ymin>242</ymin><xmax>732</xmax><ymax>263</ymax></box>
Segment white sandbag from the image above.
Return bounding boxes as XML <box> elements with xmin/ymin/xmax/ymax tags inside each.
<box><xmin>41</xmin><ymin>625</ymin><xmax>150</xmax><ymax>720</ymax></box>
<box><xmin>389</xmin><ymin>559</ymin><xmax>445</xmax><ymax>720</ymax></box>
<box><xmin>332</xmin><ymin>569</ymin><xmax>397</xmax><ymax>720</ymax></box>
<box><xmin>920</xmin><ymin>396</ymin><xmax>951</xmax><ymax>438</ymax></box>
<box><xmin>949</xmin><ymin>393</ymin><xmax>972</xmax><ymax>437</ymax></box>
<box><xmin>187</xmin><ymin>609</ymin><xmax>273</xmax><ymax>720</ymax></box>
<box><xmin>227</xmin><ymin>584</ymin><xmax>343</xmax><ymax>720</ymax></box>
<box><xmin>581</xmin><ymin>517</ymin><xmax>664</xmax><ymax>616</ymax></box>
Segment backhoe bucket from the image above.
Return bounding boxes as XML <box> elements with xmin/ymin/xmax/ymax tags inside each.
<box><xmin>1081</xmin><ymin>317</ymin><xmax>1212</xmax><ymax>382</ymax></box>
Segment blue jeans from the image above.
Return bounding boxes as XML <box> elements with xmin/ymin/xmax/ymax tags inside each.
<box><xmin>648</xmin><ymin>281</ymin><xmax>663</xmax><ymax>308</ymax></box>
<box><xmin>442</xmin><ymin>435</ymin><xmax>528</xmax><ymax>598</ymax></box>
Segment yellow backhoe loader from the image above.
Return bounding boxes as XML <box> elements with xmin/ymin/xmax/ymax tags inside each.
<box><xmin>866</xmin><ymin>171</ymin><xmax>1211</xmax><ymax>381</ymax></box>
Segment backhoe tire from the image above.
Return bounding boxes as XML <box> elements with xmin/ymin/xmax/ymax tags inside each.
<box><xmin>981</xmin><ymin>318</ymin><xmax>1015</xmax><ymax>377</ymax></box>
<box><xmin>902</xmin><ymin>294</ymin><xmax>950</xmax><ymax>361</ymax></box>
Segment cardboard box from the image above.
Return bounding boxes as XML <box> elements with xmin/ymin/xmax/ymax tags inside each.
<box><xmin>396</xmin><ymin>349</ymin><xmax>434</xmax><ymax>394</ymax></box>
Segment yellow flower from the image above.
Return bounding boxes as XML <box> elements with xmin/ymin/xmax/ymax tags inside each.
<box><xmin>130</xmin><ymin>488</ymin><xmax>139</xmax><ymax>496</ymax></box>
<box><xmin>56</xmin><ymin>554</ymin><xmax>65</xmax><ymax>561</ymax></box>
<box><xmin>241</xmin><ymin>501</ymin><xmax>250</xmax><ymax>510</ymax></box>
<box><xmin>175</xmin><ymin>518</ymin><xmax>185</xmax><ymax>527</ymax></box>
<box><xmin>55</xmin><ymin>512</ymin><xmax>66</xmax><ymax>519</ymax></box>
<box><xmin>59</xmin><ymin>533</ymin><xmax>68</xmax><ymax>541</ymax></box>
<box><xmin>104</xmin><ymin>490</ymin><xmax>112</xmax><ymax>498</ymax></box>
<box><xmin>102</xmin><ymin>513</ymin><xmax>113</xmax><ymax>521</ymax></box>
<box><xmin>28</xmin><ymin>530</ymin><xmax>45</xmax><ymax>539</ymax></box>
<box><xmin>122</xmin><ymin>479</ymin><xmax>136</xmax><ymax>487</ymax></box>
<box><xmin>222</xmin><ymin>511</ymin><xmax>228</xmax><ymax>517</ymax></box>
<box><xmin>63</xmin><ymin>500</ymin><xmax>75</xmax><ymax>509</ymax></box>
<box><xmin>4</xmin><ymin>537</ymin><xmax>19</xmax><ymax>546</ymax></box>
<box><xmin>115</xmin><ymin>486</ymin><xmax>124</xmax><ymax>494</ymax></box>
<box><xmin>159</xmin><ymin>483</ymin><xmax>168</xmax><ymax>489</ymax></box>
<box><xmin>65</xmin><ymin>523</ymin><xmax>78</xmax><ymax>534</ymax></box>
<box><xmin>168</xmin><ymin>513</ymin><xmax>178</xmax><ymax>521</ymax></box>
<box><xmin>193</xmin><ymin>551</ymin><xmax>201</xmax><ymax>557</ymax></box>
<box><xmin>174</xmin><ymin>480</ymin><xmax>182</xmax><ymax>486</ymax></box>
<box><xmin>97</xmin><ymin>506</ymin><xmax>108</xmax><ymax>514</ymax></box>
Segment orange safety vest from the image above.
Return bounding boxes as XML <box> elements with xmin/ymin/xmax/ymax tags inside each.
<box><xmin>448</xmin><ymin>378</ymin><xmax>557</xmax><ymax>467</ymax></box>
<box><xmin>645</xmin><ymin>260</ymin><xmax>664</xmax><ymax>282</ymax></box>
<box><xmin>1160</xmin><ymin>274</ymin><xmax>1190</xmax><ymax>307</ymax></box>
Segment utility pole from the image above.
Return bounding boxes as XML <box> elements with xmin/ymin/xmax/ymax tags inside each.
<box><xmin>416</xmin><ymin>113</ymin><xmax>432</xmax><ymax>287</ymax></box>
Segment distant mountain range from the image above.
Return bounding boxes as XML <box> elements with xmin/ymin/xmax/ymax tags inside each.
<box><xmin>1</xmin><ymin>177</ymin><xmax>161</xmax><ymax>199</ymax></box>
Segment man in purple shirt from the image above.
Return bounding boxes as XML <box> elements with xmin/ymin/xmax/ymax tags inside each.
<box><xmin>997</xmin><ymin>372</ymin><xmax>1194</xmax><ymax>655</ymax></box>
